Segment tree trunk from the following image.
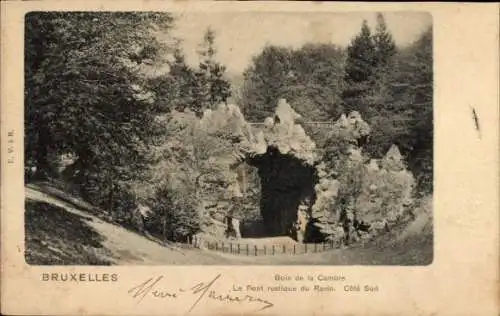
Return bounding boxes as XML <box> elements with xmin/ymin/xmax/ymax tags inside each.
<box><xmin>108</xmin><ymin>178</ymin><xmax>115</xmax><ymax>219</ymax></box>
<box><xmin>162</xmin><ymin>214</ymin><xmax>167</xmax><ymax>242</ymax></box>
<box><xmin>34</xmin><ymin>128</ymin><xmax>50</xmax><ymax>180</ymax></box>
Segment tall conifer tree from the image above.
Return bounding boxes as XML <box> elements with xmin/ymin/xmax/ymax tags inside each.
<box><xmin>373</xmin><ymin>13</ymin><xmax>396</xmax><ymax>67</ymax></box>
<box><xmin>342</xmin><ymin>20</ymin><xmax>377</xmax><ymax>114</ymax></box>
<box><xmin>195</xmin><ymin>28</ymin><xmax>231</xmax><ymax>114</ymax></box>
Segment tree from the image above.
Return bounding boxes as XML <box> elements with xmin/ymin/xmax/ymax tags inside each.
<box><xmin>342</xmin><ymin>20</ymin><xmax>378</xmax><ymax>115</ymax></box>
<box><xmin>366</xmin><ymin>13</ymin><xmax>397</xmax><ymax>114</ymax></box>
<box><xmin>152</xmin><ymin>181</ymin><xmax>201</xmax><ymax>242</ymax></box>
<box><xmin>149</xmin><ymin>47</ymin><xmax>197</xmax><ymax>113</ymax></box>
<box><xmin>25</xmin><ymin>12</ymin><xmax>175</xmax><ymax>210</ymax></box>
<box><xmin>193</xmin><ymin>28</ymin><xmax>231</xmax><ymax>115</ymax></box>
<box><xmin>397</xmin><ymin>27</ymin><xmax>433</xmax><ymax>193</ymax></box>
<box><xmin>286</xmin><ymin>43</ymin><xmax>346</xmax><ymax>121</ymax></box>
<box><xmin>241</xmin><ymin>44</ymin><xmax>346</xmax><ymax>122</ymax></box>
<box><xmin>365</xmin><ymin>26</ymin><xmax>433</xmax><ymax>193</ymax></box>
<box><xmin>373</xmin><ymin>13</ymin><xmax>396</xmax><ymax>67</ymax></box>
<box><xmin>345</xmin><ymin>20</ymin><xmax>377</xmax><ymax>84</ymax></box>
<box><xmin>356</xmin><ymin>14</ymin><xmax>402</xmax><ymax>157</ymax></box>
<box><xmin>341</xmin><ymin>15</ymin><xmax>433</xmax><ymax>195</ymax></box>
<box><xmin>241</xmin><ymin>45</ymin><xmax>293</xmax><ymax>121</ymax></box>
<box><xmin>342</xmin><ymin>14</ymin><xmax>405</xmax><ymax>159</ymax></box>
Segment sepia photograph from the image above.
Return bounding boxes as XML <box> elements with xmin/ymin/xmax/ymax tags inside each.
<box><xmin>2</xmin><ymin>2</ymin><xmax>499</xmax><ymax>316</ymax></box>
<box><xmin>23</xmin><ymin>11</ymin><xmax>434</xmax><ymax>266</ymax></box>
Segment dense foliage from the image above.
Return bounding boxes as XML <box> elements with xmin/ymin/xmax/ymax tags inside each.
<box><xmin>25</xmin><ymin>12</ymin><xmax>174</xmax><ymax>211</ymax></box>
<box><xmin>241</xmin><ymin>44</ymin><xmax>346</xmax><ymax>122</ymax></box>
<box><xmin>241</xmin><ymin>14</ymin><xmax>432</xmax><ymax>193</ymax></box>
<box><xmin>149</xmin><ymin>28</ymin><xmax>232</xmax><ymax>116</ymax></box>
<box><xmin>25</xmin><ymin>12</ymin><xmax>432</xmax><ymax>243</ymax></box>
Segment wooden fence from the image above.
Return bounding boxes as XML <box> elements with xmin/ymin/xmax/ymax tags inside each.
<box><xmin>176</xmin><ymin>236</ymin><xmax>342</xmax><ymax>256</ymax></box>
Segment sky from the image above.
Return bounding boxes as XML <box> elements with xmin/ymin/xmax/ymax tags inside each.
<box><xmin>171</xmin><ymin>12</ymin><xmax>432</xmax><ymax>75</ymax></box>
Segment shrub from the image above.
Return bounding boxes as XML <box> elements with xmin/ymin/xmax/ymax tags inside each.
<box><xmin>149</xmin><ymin>179</ymin><xmax>202</xmax><ymax>242</ymax></box>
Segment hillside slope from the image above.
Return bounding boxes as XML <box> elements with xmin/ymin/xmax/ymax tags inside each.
<box><xmin>25</xmin><ymin>184</ymin><xmax>432</xmax><ymax>265</ymax></box>
<box><xmin>25</xmin><ymin>184</ymin><xmax>235</xmax><ymax>265</ymax></box>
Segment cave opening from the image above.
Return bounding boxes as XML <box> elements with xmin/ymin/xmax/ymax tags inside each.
<box><xmin>239</xmin><ymin>146</ymin><xmax>319</xmax><ymax>239</ymax></box>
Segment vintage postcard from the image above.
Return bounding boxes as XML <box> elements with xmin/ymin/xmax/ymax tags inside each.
<box><xmin>1</xmin><ymin>1</ymin><xmax>499</xmax><ymax>315</ymax></box>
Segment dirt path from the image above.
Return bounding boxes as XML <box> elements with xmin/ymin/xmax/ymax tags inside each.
<box><xmin>25</xmin><ymin>185</ymin><xmax>433</xmax><ymax>265</ymax></box>
<box><xmin>26</xmin><ymin>186</ymin><xmax>233</xmax><ymax>265</ymax></box>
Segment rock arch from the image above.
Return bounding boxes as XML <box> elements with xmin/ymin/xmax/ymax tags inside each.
<box><xmin>245</xmin><ymin>146</ymin><xmax>318</xmax><ymax>237</ymax></box>
<box><xmin>196</xmin><ymin>99</ymin><xmax>373</xmax><ymax>242</ymax></box>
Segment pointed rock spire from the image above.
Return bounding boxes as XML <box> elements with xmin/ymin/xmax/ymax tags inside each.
<box><xmin>382</xmin><ymin>144</ymin><xmax>404</xmax><ymax>171</ymax></box>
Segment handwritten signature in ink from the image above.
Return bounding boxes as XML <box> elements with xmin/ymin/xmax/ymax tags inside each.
<box><xmin>128</xmin><ymin>274</ymin><xmax>274</xmax><ymax>314</ymax></box>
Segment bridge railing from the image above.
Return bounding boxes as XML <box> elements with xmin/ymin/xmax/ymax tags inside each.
<box><xmin>176</xmin><ymin>236</ymin><xmax>343</xmax><ymax>256</ymax></box>
<box><xmin>248</xmin><ymin>121</ymin><xmax>336</xmax><ymax>127</ymax></box>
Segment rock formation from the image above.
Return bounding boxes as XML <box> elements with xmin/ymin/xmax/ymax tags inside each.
<box><xmin>155</xmin><ymin>99</ymin><xmax>415</xmax><ymax>245</ymax></box>
<box><xmin>248</xmin><ymin>99</ymin><xmax>319</xmax><ymax>237</ymax></box>
<box><xmin>186</xmin><ymin>100</ymin><xmax>320</xmax><ymax>238</ymax></box>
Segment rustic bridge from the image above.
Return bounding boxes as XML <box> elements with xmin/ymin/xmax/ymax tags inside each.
<box><xmin>248</xmin><ymin>121</ymin><xmax>336</xmax><ymax>127</ymax></box>
<box><xmin>224</xmin><ymin>121</ymin><xmax>342</xmax><ymax>240</ymax></box>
